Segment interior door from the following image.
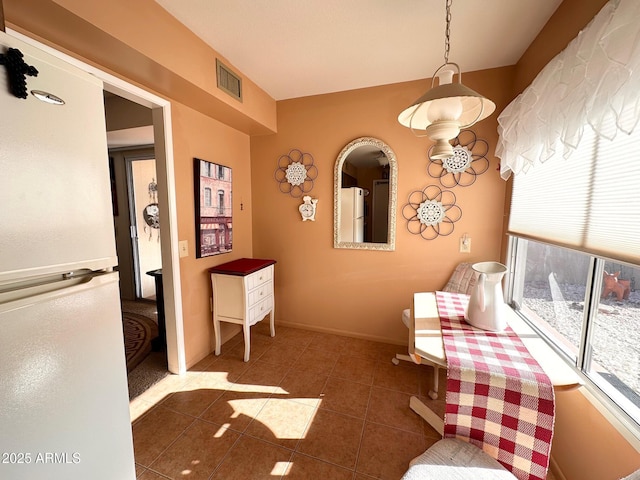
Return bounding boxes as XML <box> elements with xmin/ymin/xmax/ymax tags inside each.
<box><xmin>372</xmin><ymin>179</ymin><xmax>389</xmax><ymax>242</ymax></box>
<box><xmin>126</xmin><ymin>156</ymin><xmax>162</xmax><ymax>299</ymax></box>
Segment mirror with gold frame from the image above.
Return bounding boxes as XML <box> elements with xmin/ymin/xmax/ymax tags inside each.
<box><xmin>333</xmin><ymin>137</ymin><xmax>397</xmax><ymax>250</ymax></box>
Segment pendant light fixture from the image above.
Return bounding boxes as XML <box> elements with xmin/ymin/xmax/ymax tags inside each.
<box><xmin>398</xmin><ymin>0</ymin><xmax>495</xmax><ymax>159</ymax></box>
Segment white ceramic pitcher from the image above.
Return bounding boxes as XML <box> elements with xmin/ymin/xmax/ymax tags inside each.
<box><xmin>465</xmin><ymin>261</ymin><xmax>508</xmax><ymax>332</ymax></box>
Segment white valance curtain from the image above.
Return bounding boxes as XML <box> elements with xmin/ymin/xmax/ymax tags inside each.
<box><xmin>496</xmin><ymin>0</ymin><xmax>640</xmax><ymax>179</ymax></box>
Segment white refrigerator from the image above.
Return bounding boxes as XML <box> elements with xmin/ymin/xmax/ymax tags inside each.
<box><xmin>0</xmin><ymin>32</ymin><xmax>136</xmax><ymax>479</ymax></box>
<box><xmin>340</xmin><ymin>187</ymin><xmax>365</xmax><ymax>242</ymax></box>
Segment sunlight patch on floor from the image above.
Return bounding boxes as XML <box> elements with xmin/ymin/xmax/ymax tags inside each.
<box><xmin>244</xmin><ymin>398</ymin><xmax>321</xmax><ymax>440</ymax></box>
<box><xmin>271</xmin><ymin>461</ymin><xmax>290</xmax><ymax>475</ymax></box>
<box><xmin>214</xmin><ymin>424</ymin><xmax>230</xmax><ymax>437</ymax></box>
<box><xmin>225</xmin><ymin>382</ymin><xmax>289</xmax><ymax>395</ymax></box>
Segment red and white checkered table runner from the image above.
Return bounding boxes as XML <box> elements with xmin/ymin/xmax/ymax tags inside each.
<box><xmin>436</xmin><ymin>291</ymin><xmax>555</xmax><ymax>480</ymax></box>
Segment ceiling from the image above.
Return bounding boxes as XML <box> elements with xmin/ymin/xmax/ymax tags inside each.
<box><xmin>155</xmin><ymin>0</ymin><xmax>563</xmax><ymax>101</ymax></box>
<box><xmin>106</xmin><ymin>126</ymin><xmax>155</xmax><ymax>149</ymax></box>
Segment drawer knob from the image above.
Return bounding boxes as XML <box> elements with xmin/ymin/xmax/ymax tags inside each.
<box><xmin>260</xmin><ymin>291</ymin><xmax>263</xmax><ymax>296</ymax></box>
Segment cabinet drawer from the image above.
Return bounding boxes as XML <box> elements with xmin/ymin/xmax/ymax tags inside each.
<box><xmin>249</xmin><ymin>295</ymin><xmax>273</xmax><ymax>326</ymax></box>
<box><xmin>246</xmin><ymin>266</ymin><xmax>273</xmax><ymax>290</ymax></box>
<box><xmin>248</xmin><ymin>281</ymin><xmax>273</xmax><ymax>307</ymax></box>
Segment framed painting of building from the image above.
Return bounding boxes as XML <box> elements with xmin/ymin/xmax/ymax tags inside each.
<box><xmin>194</xmin><ymin>158</ymin><xmax>233</xmax><ymax>258</ymax></box>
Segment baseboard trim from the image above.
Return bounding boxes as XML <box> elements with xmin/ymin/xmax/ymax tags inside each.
<box><xmin>276</xmin><ymin>319</ymin><xmax>405</xmax><ymax>346</ymax></box>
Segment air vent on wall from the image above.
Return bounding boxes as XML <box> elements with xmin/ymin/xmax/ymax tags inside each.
<box><xmin>216</xmin><ymin>59</ymin><xmax>242</xmax><ymax>102</ymax></box>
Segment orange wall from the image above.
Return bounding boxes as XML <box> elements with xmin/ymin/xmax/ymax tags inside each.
<box><xmin>514</xmin><ymin>0</ymin><xmax>608</xmax><ymax>95</ymax></box>
<box><xmin>553</xmin><ymin>390</ymin><xmax>640</xmax><ymax>480</ymax></box>
<box><xmin>169</xmin><ymin>103</ymin><xmax>254</xmax><ymax>365</ymax></box>
<box><xmin>250</xmin><ymin>67</ymin><xmax>513</xmax><ymax>343</ymax></box>
<box><xmin>0</xmin><ymin>0</ymin><xmax>5</xmax><ymax>30</ymax></box>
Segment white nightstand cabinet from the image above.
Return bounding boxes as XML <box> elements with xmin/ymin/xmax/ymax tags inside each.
<box><xmin>209</xmin><ymin>258</ymin><xmax>276</xmax><ymax>362</ymax></box>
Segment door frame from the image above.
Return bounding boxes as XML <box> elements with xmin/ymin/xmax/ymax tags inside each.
<box><xmin>125</xmin><ymin>153</ymin><xmax>159</xmax><ymax>300</ymax></box>
<box><xmin>8</xmin><ymin>29</ymin><xmax>187</xmax><ymax>374</ymax></box>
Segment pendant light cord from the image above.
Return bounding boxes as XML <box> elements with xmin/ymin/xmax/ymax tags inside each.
<box><xmin>444</xmin><ymin>0</ymin><xmax>452</xmax><ymax>64</ymax></box>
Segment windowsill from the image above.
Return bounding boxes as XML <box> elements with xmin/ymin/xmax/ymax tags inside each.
<box><xmin>504</xmin><ymin>305</ymin><xmax>581</xmax><ymax>390</ymax></box>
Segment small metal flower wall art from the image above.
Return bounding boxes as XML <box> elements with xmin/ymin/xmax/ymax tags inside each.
<box><xmin>274</xmin><ymin>149</ymin><xmax>318</xmax><ymax>198</ymax></box>
<box><xmin>427</xmin><ymin>129</ymin><xmax>489</xmax><ymax>188</ymax></box>
<box><xmin>402</xmin><ymin>185</ymin><xmax>462</xmax><ymax>240</ymax></box>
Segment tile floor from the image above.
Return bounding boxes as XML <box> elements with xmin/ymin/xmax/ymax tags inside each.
<box><xmin>129</xmin><ymin>322</ymin><xmax>446</xmax><ymax>480</ymax></box>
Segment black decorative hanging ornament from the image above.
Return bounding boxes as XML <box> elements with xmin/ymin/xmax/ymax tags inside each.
<box><xmin>143</xmin><ymin>178</ymin><xmax>160</xmax><ymax>242</ymax></box>
<box><xmin>143</xmin><ymin>203</ymin><xmax>160</xmax><ymax>241</ymax></box>
<box><xmin>427</xmin><ymin>129</ymin><xmax>490</xmax><ymax>188</ymax></box>
<box><xmin>0</xmin><ymin>47</ymin><xmax>39</xmax><ymax>99</ymax></box>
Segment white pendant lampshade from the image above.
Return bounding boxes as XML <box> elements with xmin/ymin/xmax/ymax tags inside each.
<box><xmin>398</xmin><ymin>1</ymin><xmax>496</xmax><ymax>159</ymax></box>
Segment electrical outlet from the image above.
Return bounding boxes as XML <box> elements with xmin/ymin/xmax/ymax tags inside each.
<box><xmin>459</xmin><ymin>236</ymin><xmax>471</xmax><ymax>253</ymax></box>
<box><xmin>179</xmin><ymin>240</ymin><xmax>189</xmax><ymax>258</ymax></box>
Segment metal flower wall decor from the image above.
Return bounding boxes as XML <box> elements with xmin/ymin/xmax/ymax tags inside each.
<box><xmin>427</xmin><ymin>129</ymin><xmax>489</xmax><ymax>188</ymax></box>
<box><xmin>402</xmin><ymin>185</ymin><xmax>462</xmax><ymax>240</ymax></box>
<box><xmin>274</xmin><ymin>149</ymin><xmax>318</xmax><ymax>198</ymax></box>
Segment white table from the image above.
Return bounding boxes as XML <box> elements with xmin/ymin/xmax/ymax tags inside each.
<box><xmin>407</xmin><ymin>292</ymin><xmax>581</xmax><ymax>434</ymax></box>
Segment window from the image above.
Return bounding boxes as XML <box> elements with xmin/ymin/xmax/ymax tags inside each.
<box><xmin>217</xmin><ymin>190</ymin><xmax>225</xmax><ymax>216</ymax></box>
<box><xmin>204</xmin><ymin>187</ymin><xmax>212</xmax><ymax>207</ymax></box>
<box><xmin>508</xmin><ymin>237</ymin><xmax>640</xmax><ymax>427</ymax></box>
<box><xmin>505</xmin><ymin>101</ymin><xmax>640</xmax><ymax>433</ymax></box>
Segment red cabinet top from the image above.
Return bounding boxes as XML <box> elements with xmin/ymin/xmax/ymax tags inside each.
<box><xmin>208</xmin><ymin>258</ymin><xmax>276</xmax><ymax>276</ymax></box>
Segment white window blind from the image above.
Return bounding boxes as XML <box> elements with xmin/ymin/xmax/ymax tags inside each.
<box><xmin>509</xmin><ymin>111</ymin><xmax>640</xmax><ymax>265</ymax></box>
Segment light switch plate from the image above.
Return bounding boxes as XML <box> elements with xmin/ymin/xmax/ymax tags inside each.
<box><xmin>459</xmin><ymin>236</ymin><xmax>471</xmax><ymax>253</ymax></box>
<box><xmin>179</xmin><ymin>240</ymin><xmax>189</xmax><ymax>257</ymax></box>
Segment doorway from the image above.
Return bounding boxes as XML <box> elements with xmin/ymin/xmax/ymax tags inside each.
<box><xmin>102</xmin><ymin>79</ymin><xmax>185</xmax><ymax>378</ymax></box>
<box><xmin>105</xmin><ymin>98</ymin><xmax>169</xmax><ymax>397</ymax></box>
<box><xmin>126</xmin><ymin>155</ymin><xmax>162</xmax><ymax>300</ymax></box>
<box><xmin>371</xmin><ymin>179</ymin><xmax>389</xmax><ymax>243</ymax></box>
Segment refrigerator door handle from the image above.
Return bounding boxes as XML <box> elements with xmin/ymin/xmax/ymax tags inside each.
<box><xmin>62</xmin><ymin>268</ymin><xmax>94</xmax><ymax>279</ymax></box>
<box><xmin>0</xmin><ymin>270</ymin><xmax>116</xmax><ymax>304</ymax></box>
